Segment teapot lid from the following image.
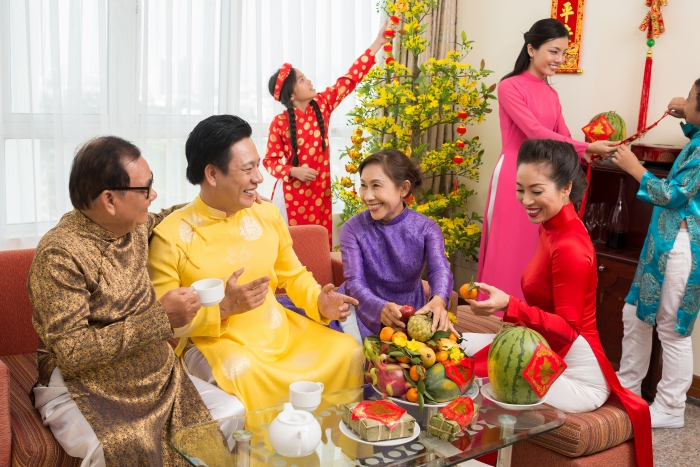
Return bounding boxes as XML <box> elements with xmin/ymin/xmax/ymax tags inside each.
<box><xmin>277</xmin><ymin>403</ymin><xmax>314</xmax><ymax>425</ymax></box>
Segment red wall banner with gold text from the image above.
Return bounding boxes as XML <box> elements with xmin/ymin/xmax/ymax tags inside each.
<box><xmin>550</xmin><ymin>0</ymin><xmax>585</xmax><ymax>74</ymax></box>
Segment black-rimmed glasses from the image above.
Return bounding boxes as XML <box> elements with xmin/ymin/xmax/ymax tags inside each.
<box><xmin>105</xmin><ymin>173</ymin><xmax>154</xmax><ymax>199</ymax></box>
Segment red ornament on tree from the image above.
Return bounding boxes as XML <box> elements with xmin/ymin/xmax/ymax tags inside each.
<box><xmin>390</xmin><ymin>15</ymin><xmax>400</xmax><ymax>24</ymax></box>
<box><xmin>384</xmin><ymin>43</ymin><xmax>393</xmax><ymax>52</ymax></box>
<box><xmin>456</xmin><ymin>140</ymin><xmax>465</xmax><ymax>149</ymax></box>
<box><xmin>456</xmin><ymin>125</ymin><xmax>467</xmax><ymax>135</ymax></box>
<box><xmin>458</xmin><ymin>110</ymin><xmax>468</xmax><ymax>119</ymax></box>
<box><xmin>385</xmin><ymin>57</ymin><xmax>395</xmax><ymax>65</ymax></box>
<box><xmin>384</xmin><ymin>28</ymin><xmax>395</xmax><ymax>39</ymax></box>
<box><xmin>453</xmin><ymin>155</ymin><xmax>464</xmax><ymax>164</ymax></box>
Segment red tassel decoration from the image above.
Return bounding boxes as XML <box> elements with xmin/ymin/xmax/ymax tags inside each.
<box><xmin>637</xmin><ymin>48</ymin><xmax>653</xmax><ymax>133</ymax></box>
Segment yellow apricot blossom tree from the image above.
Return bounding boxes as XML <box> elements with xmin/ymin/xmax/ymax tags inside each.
<box><xmin>332</xmin><ymin>0</ymin><xmax>495</xmax><ymax>260</ymax></box>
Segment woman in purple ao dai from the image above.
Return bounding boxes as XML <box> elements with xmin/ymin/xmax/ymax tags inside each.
<box><xmin>330</xmin><ymin>149</ymin><xmax>456</xmax><ymax>344</ymax></box>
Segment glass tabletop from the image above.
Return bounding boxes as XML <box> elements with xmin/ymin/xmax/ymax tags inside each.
<box><xmin>172</xmin><ymin>383</ymin><xmax>565</xmax><ymax>467</ymax></box>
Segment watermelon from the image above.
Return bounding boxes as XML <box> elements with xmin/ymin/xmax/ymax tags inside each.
<box><xmin>587</xmin><ymin>111</ymin><xmax>626</xmax><ymax>142</ymax></box>
<box><xmin>487</xmin><ymin>327</ymin><xmax>549</xmax><ymax>404</ymax></box>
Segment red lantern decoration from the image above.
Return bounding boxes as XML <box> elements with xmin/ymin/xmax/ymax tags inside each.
<box><xmin>458</xmin><ymin>110</ymin><xmax>468</xmax><ymax>119</ymax></box>
<box><xmin>385</xmin><ymin>57</ymin><xmax>395</xmax><ymax>65</ymax></box>
<box><xmin>384</xmin><ymin>43</ymin><xmax>393</xmax><ymax>52</ymax></box>
<box><xmin>456</xmin><ymin>125</ymin><xmax>467</xmax><ymax>135</ymax></box>
<box><xmin>390</xmin><ymin>15</ymin><xmax>400</xmax><ymax>24</ymax></box>
<box><xmin>453</xmin><ymin>156</ymin><xmax>464</xmax><ymax>165</ymax></box>
<box><xmin>456</xmin><ymin>140</ymin><xmax>465</xmax><ymax>149</ymax></box>
<box><xmin>384</xmin><ymin>28</ymin><xmax>395</xmax><ymax>39</ymax></box>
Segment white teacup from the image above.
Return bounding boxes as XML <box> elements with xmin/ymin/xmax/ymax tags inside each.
<box><xmin>289</xmin><ymin>381</ymin><xmax>324</xmax><ymax>412</ymax></box>
<box><xmin>192</xmin><ymin>278</ymin><xmax>225</xmax><ymax>307</ymax></box>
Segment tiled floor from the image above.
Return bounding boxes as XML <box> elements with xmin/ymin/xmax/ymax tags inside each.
<box><xmin>652</xmin><ymin>396</ymin><xmax>700</xmax><ymax>467</ymax></box>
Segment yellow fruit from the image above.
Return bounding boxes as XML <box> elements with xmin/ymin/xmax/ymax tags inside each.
<box><xmin>418</xmin><ymin>346</ymin><xmax>436</xmax><ymax>368</ymax></box>
<box><xmin>439</xmin><ymin>338</ymin><xmax>458</xmax><ymax>351</ymax></box>
<box><xmin>406</xmin><ymin>387</ymin><xmax>419</xmax><ymax>403</ymax></box>
<box><xmin>380</xmin><ymin>327</ymin><xmax>395</xmax><ymax>342</ymax></box>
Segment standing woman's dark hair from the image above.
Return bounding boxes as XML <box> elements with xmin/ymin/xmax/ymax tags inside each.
<box><xmin>268</xmin><ymin>68</ymin><xmax>326</xmax><ymax>167</ymax></box>
<box><xmin>358</xmin><ymin>149</ymin><xmax>423</xmax><ymax>199</ymax></box>
<box><xmin>517</xmin><ymin>139</ymin><xmax>588</xmax><ymax>203</ymax></box>
<box><xmin>502</xmin><ymin>18</ymin><xmax>569</xmax><ymax>82</ymax></box>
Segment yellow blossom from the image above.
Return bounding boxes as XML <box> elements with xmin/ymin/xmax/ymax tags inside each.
<box><xmin>407</xmin><ymin>339</ymin><xmax>421</xmax><ymax>352</ymax></box>
<box><xmin>393</xmin><ymin>334</ymin><xmax>408</xmax><ymax>347</ymax></box>
<box><xmin>448</xmin><ymin>312</ymin><xmax>458</xmax><ymax>324</ymax></box>
<box><xmin>448</xmin><ymin>346</ymin><xmax>464</xmax><ymax>362</ymax></box>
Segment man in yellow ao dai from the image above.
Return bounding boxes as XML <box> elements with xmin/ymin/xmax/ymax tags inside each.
<box><xmin>148</xmin><ymin>115</ymin><xmax>365</xmax><ymax>412</ymax></box>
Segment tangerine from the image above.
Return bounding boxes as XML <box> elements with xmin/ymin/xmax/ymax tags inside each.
<box><xmin>409</xmin><ymin>365</ymin><xmax>425</xmax><ymax>382</ymax></box>
<box><xmin>435</xmin><ymin>350</ymin><xmax>448</xmax><ymax>362</ymax></box>
<box><xmin>449</xmin><ymin>332</ymin><xmax>458</xmax><ymax>342</ymax></box>
<box><xmin>459</xmin><ymin>283</ymin><xmax>479</xmax><ymax>300</ymax></box>
<box><xmin>406</xmin><ymin>387</ymin><xmax>419</xmax><ymax>403</ymax></box>
<box><xmin>380</xmin><ymin>327</ymin><xmax>395</xmax><ymax>342</ymax></box>
<box><xmin>396</xmin><ymin>356</ymin><xmax>410</xmax><ymax>364</ymax></box>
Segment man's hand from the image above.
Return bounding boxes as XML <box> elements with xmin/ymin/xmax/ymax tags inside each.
<box><xmin>218</xmin><ymin>268</ymin><xmax>271</xmax><ymax>318</ymax></box>
<box><xmin>381</xmin><ymin>302</ymin><xmax>405</xmax><ymax>328</ymax></box>
<box><xmin>318</xmin><ymin>284</ymin><xmax>359</xmax><ymax>322</ymax></box>
<box><xmin>290</xmin><ymin>167</ymin><xmax>318</xmax><ymax>182</ymax></box>
<box><xmin>160</xmin><ymin>287</ymin><xmax>201</xmax><ymax>329</ymax></box>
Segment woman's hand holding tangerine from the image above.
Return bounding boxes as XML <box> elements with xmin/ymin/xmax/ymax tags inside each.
<box><xmin>381</xmin><ymin>302</ymin><xmax>405</xmax><ymax>328</ymax></box>
<box><xmin>465</xmin><ymin>282</ymin><xmax>510</xmax><ymax>316</ymax></box>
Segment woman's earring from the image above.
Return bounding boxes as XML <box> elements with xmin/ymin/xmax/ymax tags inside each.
<box><xmin>529</xmin><ymin>56</ymin><xmax>533</xmax><ymax>62</ymax></box>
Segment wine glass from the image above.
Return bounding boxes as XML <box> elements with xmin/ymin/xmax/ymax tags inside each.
<box><xmin>585</xmin><ymin>203</ymin><xmax>599</xmax><ymax>239</ymax></box>
<box><xmin>596</xmin><ymin>202</ymin><xmax>608</xmax><ymax>244</ymax></box>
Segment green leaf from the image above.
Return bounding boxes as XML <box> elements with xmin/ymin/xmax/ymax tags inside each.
<box><xmin>432</xmin><ymin>330</ymin><xmax>451</xmax><ymax>340</ymax></box>
<box><xmin>461</xmin><ymin>31</ymin><xmax>467</xmax><ymax>43</ymax></box>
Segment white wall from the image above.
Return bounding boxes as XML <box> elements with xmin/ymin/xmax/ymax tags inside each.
<box><xmin>456</xmin><ymin>0</ymin><xmax>700</xmax><ymax>375</ymax></box>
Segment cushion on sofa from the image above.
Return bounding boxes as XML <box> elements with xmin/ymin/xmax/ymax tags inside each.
<box><xmin>454</xmin><ymin>305</ymin><xmax>504</xmax><ymax>335</ymax></box>
<box><xmin>0</xmin><ymin>354</ymin><xmax>80</xmax><ymax>467</ymax></box>
<box><xmin>0</xmin><ymin>249</ymin><xmax>39</xmax><ymax>356</ymax></box>
<box><xmin>512</xmin><ymin>439</ymin><xmax>636</xmax><ymax>467</ymax></box>
<box><xmin>526</xmin><ymin>396</ymin><xmax>633</xmax><ymax>457</ymax></box>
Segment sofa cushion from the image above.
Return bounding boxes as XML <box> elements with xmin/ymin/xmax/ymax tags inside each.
<box><xmin>526</xmin><ymin>396</ymin><xmax>634</xmax><ymax>457</ymax></box>
<box><xmin>0</xmin><ymin>354</ymin><xmax>80</xmax><ymax>467</ymax></box>
<box><xmin>512</xmin><ymin>439</ymin><xmax>636</xmax><ymax>467</ymax></box>
<box><xmin>454</xmin><ymin>305</ymin><xmax>503</xmax><ymax>335</ymax></box>
<box><xmin>0</xmin><ymin>249</ymin><xmax>39</xmax><ymax>356</ymax></box>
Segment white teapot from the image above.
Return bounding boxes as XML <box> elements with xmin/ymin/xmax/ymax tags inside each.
<box><xmin>269</xmin><ymin>403</ymin><xmax>322</xmax><ymax>457</ymax></box>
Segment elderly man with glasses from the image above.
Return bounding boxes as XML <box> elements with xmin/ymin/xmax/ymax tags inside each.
<box><xmin>28</xmin><ymin>136</ymin><xmax>241</xmax><ymax>466</ymax></box>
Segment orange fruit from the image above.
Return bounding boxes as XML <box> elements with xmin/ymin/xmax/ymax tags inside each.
<box><xmin>391</xmin><ymin>332</ymin><xmax>408</xmax><ymax>344</ymax></box>
<box><xmin>406</xmin><ymin>387</ymin><xmax>419</xmax><ymax>403</ymax></box>
<box><xmin>449</xmin><ymin>332</ymin><xmax>458</xmax><ymax>342</ymax></box>
<box><xmin>380</xmin><ymin>327</ymin><xmax>395</xmax><ymax>342</ymax></box>
<box><xmin>396</xmin><ymin>356</ymin><xmax>410</xmax><ymax>363</ymax></box>
<box><xmin>409</xmin><ymin>365</ymin><xmax>425</xmax><ymax>382</ymax></box>
<box><xmin>435</xmin><ymin>350</ymin><xmax>448</xmax><ymax>362</ymax></box>
<box><xmin>460</xmin><ymin>283</ymin><xmax>479</xmax><ymax>300</ymax></box>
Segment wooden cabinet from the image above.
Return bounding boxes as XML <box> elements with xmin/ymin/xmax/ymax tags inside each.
<box><xmin>588</xmin><ymin>163</ymin><xmax>668</xmax><ymax>401</ymax></box>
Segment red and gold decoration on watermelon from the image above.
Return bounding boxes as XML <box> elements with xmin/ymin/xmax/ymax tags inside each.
<box><xmin>550</xmin><ymin>0</ymin><xmax>586</xmax><ymax>73</ymax></box>
<box><xmin>637</xmin><ymin>0</ymin><xmax>669</xmax><ymax>132</ymax></box>
<box><xmin>443</xmin><ymin>357</ymin><xmax>475</xmax><ymax>392</ymax></box>
<box><xmin>578</xmin><ymin>111</ymin><xmax>627</xmax><ymax>219</ymax></box>
<box><xmin>351</xmin><ymin>400</ymin><xmax>407</xmax><ymax>430</ymax></box>
<box><xmin>522</xmin><ymin>342</ymin><xmax>568</xmax><ymax>398</ymax></box>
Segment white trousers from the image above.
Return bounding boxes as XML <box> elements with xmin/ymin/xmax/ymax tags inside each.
<box><xmin>33</xmin><ymin>367</ymin><xmax>244</xmax><ymax>466</ymax></box>
<box><xmin>617</xmin><ymin>230</ymin><xmax>693</xmax><ymax>416</ymax></box>
<box><xmin>462</xmin><ymin>333</ymin><xmax>610</xmax><ymax>414</ymax></box>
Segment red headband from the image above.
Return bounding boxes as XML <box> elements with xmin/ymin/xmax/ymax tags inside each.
<box><xmin>273</xmin><ymin>63</ymin><xmax>293</xmax><ymax>101</ymax></box>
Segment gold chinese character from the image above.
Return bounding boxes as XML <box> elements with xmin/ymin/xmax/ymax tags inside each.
<box><xmin>560</xmin><ymin>2</ymin><xmax>574</xmax><ymax>24</ymax></box>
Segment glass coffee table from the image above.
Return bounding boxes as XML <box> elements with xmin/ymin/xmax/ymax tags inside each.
<box><xmin>172</xmin><ymin>383</ymin><xmax>565</xmax><ymax>467</ymax></box>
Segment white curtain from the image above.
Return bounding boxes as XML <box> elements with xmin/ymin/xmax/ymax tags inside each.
<box><xmin>0</xmin><ymin>0</ymin><xmax>380</xmax><ymax>249</ymax></box>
